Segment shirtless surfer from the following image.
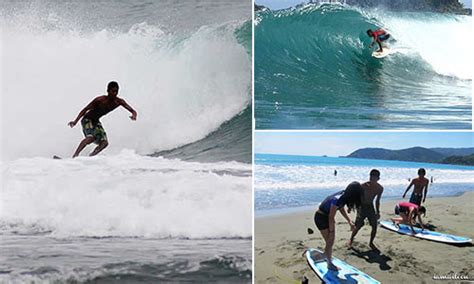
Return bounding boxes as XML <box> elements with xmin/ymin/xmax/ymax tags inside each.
<box><xmin>403</xmin><ymin>168</ymin><xmax>429</xmax><ymax>206</ymax></box>
<box><xmin>68</xmin><ymin>81</ymin><xmax>137</xmax><ymax>158</ymax></box>
<box><xmin>348</xmin><ymin>169</ymin><xmax>384</xmax><ymax>251</ymax></box>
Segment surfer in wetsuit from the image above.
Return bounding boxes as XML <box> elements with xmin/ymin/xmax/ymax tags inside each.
<box><xmin>68</xmin><ymin>81</ymin><xmax>137</xmax><ymax>158</ymax></box>
<box><xmin>403</xmin><ymin>168</ymin><xmax>429</xmax><ymax>206</ymax></box>
<box><xmin>348</xmin><ymin>169</ymin><xmax>383</xmax><ymax>251</ymax></box>
<box><xmin>367</xmin><ymin>28</ymin><xmax>390</xmax><ymax>53</ymax></box>
<box><xmin>392</xmin><ymin>202</ymin><xmax>426</xmax><ymax>234</ymax></box>
<box><xmin>313</xmin><ymin>182</ymin><xmax>362</xmax><ymax>270</ymax></box>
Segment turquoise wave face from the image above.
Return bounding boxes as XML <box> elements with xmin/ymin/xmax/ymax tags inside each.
<box><xmin>255</xmin><ymin>4</ymin><xmax>472</xmax><ymax>129</ymax></box>
<box><xmin>153</xmin><ymin>106</ymin><xmax>252</xmax><ymax>163</ymax></box>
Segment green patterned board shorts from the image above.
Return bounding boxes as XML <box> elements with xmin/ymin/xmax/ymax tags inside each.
<box><xmin>81</xmin><ymin>118</ymin><xmax>107</xmax><ymax>144</ymax></box>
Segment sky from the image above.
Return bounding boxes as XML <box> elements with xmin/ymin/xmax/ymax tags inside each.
<box><xmin>256</xmin><ymin>0</ymin><xmax>472</xmax><ymax>10</ymax></box>
<box><xmin>255</xmin><ymin>132</ymin><xmax>474</xmax><ymax>157</ymax></box>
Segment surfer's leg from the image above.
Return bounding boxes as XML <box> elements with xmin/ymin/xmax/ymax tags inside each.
<box><xmin>315</xmin><ymin>213</ymin><xmax>339</xmax><ymax>269</ymax></box>
<box><xmin>368</xmin><ymin>210</ymin><xmax>378</xmax><ymax>248</ymax></box>
<box><xmin>349</xmin><ymin>212</ymin><xmax>364</xmax><ymax>248</ymax></box>
<box><xmin>72</xmin><ymin>136</ymin><xmax>95</xmax><ymax>158</ymax></box>
<box><xmin>89</xmin><ymin>123</ymin><xmax>108</xmax><ymax>156</ymax></box>
<box><xmin>390</xmin><ymin>217</ymin><xmax>403</xmax><ymax>226</ymax></box>
<box><xmin>90</xmin><ymin>140</ymin><xmax>108</xmax><ymax>156</ymax></box>
<box><xmin>400</xmin><ymin>212</ymin><xmax>410</xmax><ymax>225</ymax></box>
<box><xmin>322</xmin><ymin>228</ymin><xmax>340</xmax><ymax>270</ymax></box>
<box><xmin>369</xmin><ymin>224</ymin><xmax>378</xmax><ymax>250</ymax></box>
<box><xmin>377</xmin><ymin>41</ymin><xmax>383</xmax><ymax>52</ymax></box>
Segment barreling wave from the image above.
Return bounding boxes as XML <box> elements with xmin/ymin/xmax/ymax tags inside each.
<box><xmin>255</xmin><ymin>4</ymin><xmax>472</xmax><ymax>129</ymax></box>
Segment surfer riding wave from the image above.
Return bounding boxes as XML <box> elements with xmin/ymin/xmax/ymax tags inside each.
<box><xmin>367</xmin><ymin>28</ymin><xmax>390</xmax><ymax>53</ymax></box>
<box><xmin>68</xmin><ymin>81</ymin><xmax>138</xmax><ymax>158</ymax></box>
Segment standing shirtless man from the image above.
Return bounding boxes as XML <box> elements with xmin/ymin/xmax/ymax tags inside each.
<box><xmin>68</xmin><ymin>81</ymin><xmax>137</xmax><ymax>158</ymax></box>
<box><xmin>403</xmin><ymin>168</ymin><xmax>429</xmax><ymax>206</ymax></box>
<box><xmin>348</xmin><ymin>169</ymin><xmax>384</xmax><ymax>251</ymax></box>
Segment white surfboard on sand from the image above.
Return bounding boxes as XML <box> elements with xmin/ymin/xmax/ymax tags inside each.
<box><xmin>372</xmin><ymin>47</ymin><xmax>392</xmax><ymax>59</ymax></box>
<box><xmin>305</xmin><ymin>248</ymin><xmax>380</xmax><ymax>284</ymax></box>
<box><xmin>380</xmin><ymin>220</ymin><xmax>472</xmax><ymax>244</ymax></box>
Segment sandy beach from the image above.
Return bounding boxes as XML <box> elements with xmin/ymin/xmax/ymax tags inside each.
<box><xmin>255</xmin><ymin>192</ymin><xmax>474</xmax><ymax>283</ymax></box>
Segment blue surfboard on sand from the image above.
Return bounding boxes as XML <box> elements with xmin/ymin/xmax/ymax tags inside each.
<box><xmin>380</xmin><ymin>220</ymin><xmax>472</xmax><ymax>244</ymax></box>
<box><xmin>305</xmin><ymin>248</ymin><xmax>380</xmax><ymax>284</ymax></box>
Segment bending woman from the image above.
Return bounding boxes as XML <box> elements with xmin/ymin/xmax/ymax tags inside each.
<box><xmin>314</xmin><ymin>182</ymin><xmax>363</xmax><ymax>270</ymax></box>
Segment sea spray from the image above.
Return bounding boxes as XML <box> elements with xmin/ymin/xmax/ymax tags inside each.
<box><xmin>1</xmin><ymin>18</ymin><xmax>251</xmax><ymax>160</ymax></box>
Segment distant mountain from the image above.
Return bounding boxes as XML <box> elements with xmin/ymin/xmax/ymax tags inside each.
<box><xmin>441</xmin><ymin>154</ymin><xmax>474</xmax><ymax>166</ymax></box>
<box><xmin>347</xmin><ymin>147</ymin><xmax>445</xmax><ymax>163</ymax></box>
<box><xmin>430</xmin><ymin>148</ymin><xmax>474</xmax><ymax>157</ymax></box>
<box><xmin>346</xmin><ymin>147</ymin><xmax>474</xmax><ymax>165</ymax></box>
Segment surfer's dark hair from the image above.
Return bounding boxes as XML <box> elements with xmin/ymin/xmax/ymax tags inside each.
<box><xmin>414</xmin><ymin>206</ymin><xmax>427</xmax><ymax>218</ymax></box>
<box><xmin>418</xmin><ymin>168</ymin><xmax>426</xmax><ymax>176</ymax></box>
<box><xmin>366</xmin><ymin>29</ymin><xmax>373</xmax><ymax>35</ymax></box>
<box><xmin>107</xmin><ymin>81</ymin><xmax>119</xmax><ymax>91</ymax></box>
<box><xmin>370</xmin><ymin>169</ymin><xmax>380</xmax><ymax>178</ymax></box>
<box><xmin>341</xmin><ymin>182</ymin><xmax>363</xmax><ymax>210</ymax></box>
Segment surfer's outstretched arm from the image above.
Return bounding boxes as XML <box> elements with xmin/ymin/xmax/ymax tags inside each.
<box><xmin>119</xmin><ymin>98</ymin><xmax>138</xmax><ymax>121</ymax></box>
<box><xmin>417</xmin><ymin>215</ymin><xmax>425</xmax><ymax>231</ymax></box>
<box><xmin>403</xmin><ymin>181</ymin><xmax>414</xmax><ymax>198</ymax></box>
<box><xmin>68</xmin><ymin>98</ymin><xmax>98</xmax><ymax>127</ymax></box>
<box><xmin>408</xmin><ymin>209</ymin><xmax>416</xmax><ymax>233</ymax></box>
<box><xmin>422</xmin><ymin>183</ymin><xmax>428</xmax><ymax>203</ymax></box>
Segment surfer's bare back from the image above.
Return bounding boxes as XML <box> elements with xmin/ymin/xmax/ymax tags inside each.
<box><xmin>68</xmin><ymin>81</ymin><xmax>137</xmax><ymax>158</ymax></box>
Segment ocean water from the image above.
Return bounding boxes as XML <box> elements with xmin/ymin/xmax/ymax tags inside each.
<box><xmin>254</xmin><ymin>154</ymin><xmax>474</xmax><ymax>214</ymax></box>
<box><xmin>255</xmin><ymin>4</ymin><xmax>472</xmax><ymax>129</ymax></box>
<box><xmin>0</xmin><ymin>0</ymin><xmax>252</xmax><ymax>282</ymax></box>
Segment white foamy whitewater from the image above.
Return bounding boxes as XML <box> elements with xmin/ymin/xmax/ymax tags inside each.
<box><xmin>375</xmin><ymin>10</ymin><xmax>472</xmax><ymax>80</ymax></box>
<box><xmin>1</xmin><ymin>151</ymin><xmax>251</xmax><ymax>238</ymax></box>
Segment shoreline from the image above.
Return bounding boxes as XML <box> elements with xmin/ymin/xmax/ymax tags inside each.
<box><xmin>255</xmin><ymin>189</ymin><xmax>473</xmax><ymax>218</ymax></box>
<box><xmin>255</xmin><ymin>192</ymin><xmax>474</xmax><ymax>283</ymax></box>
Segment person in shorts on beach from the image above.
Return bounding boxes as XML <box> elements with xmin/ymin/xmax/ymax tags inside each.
<box><xmin>68</xmin><ymin>81</ymin><xmax>137</xmax><ymax>158</ymax></box>
<box><xmin>403</xmin><ymin>168</ymin><xmax>429</xmax><ymax>206</ymax></box>
<box><xmin>313</xmin><ymin>182</ymin><xmax>363</xmax><ymax>270</ymax></box>
<box><xmin>348</xmin><ymin>169</ymin><xmax>384</xmax><ymax>251</ymax></box>
<box><xmin>392</xmin><ymin>201</ymin><xmax>427</xmax><ymax>234</ymax></box>
<box><xmin>367</xmin><ymin>28</ymin><xmax>390</xmax><ymax>53</ymax></box>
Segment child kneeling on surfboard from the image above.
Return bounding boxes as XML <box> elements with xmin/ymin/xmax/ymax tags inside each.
<box><xmin>367</xmin><ymin>28</ymin><xmax>390</xmax><ymax>53</ymax></box>
<box><xmin>313</xmin><ymin>182</ymin><xmax>363</xmax><ymax>270</ymax></box>
<box><xmin>392</xmin><ymin>202</ymin><xmax>426</xmax><ymax>234</ymax></box>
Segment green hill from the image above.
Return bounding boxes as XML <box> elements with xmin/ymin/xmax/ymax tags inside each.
<box><xmin>346</xmin><ymin>147</ymin><xmax>474</xmax><ymax>166</ymax></box>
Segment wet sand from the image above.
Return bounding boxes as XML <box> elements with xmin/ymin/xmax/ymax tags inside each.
<box><xmin>255</xmin><ymin>192</ymin><xmax>474</xmax><ymax>283</ymax></box>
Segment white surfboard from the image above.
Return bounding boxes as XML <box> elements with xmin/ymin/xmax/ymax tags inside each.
<box><xmin>305</xmin><ymin>248</ymin><xmax>380</xmax><ymax>284</ymax></box>
<box><xmin>371</xmin><ymin>47</ymin><xmax>391</xmax><ymax>59</ymax></box>
<box><xmin>380</xmin><ymin>220</ymin><xmax>472</xmax><ymax>244</ymax></box>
